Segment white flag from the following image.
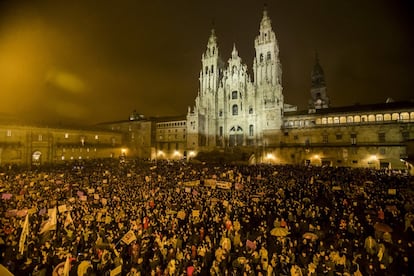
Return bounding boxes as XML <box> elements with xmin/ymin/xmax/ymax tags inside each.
<box><xmin>40</xmin><ymin>207</ymin><xmax>57</xmax><ymax>234</ymax></box>
<box><xmin>19</xmin><ymin>214</ymin><xmax>29</xmax><ymax>254</ymax></box>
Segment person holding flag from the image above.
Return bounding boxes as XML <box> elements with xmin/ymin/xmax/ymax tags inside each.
<box><xmin>40</xmin><ymin>207</ymin><xmax>57</xmax><ymax>234</ymax></box>
<box><xmin>19</xmin><ymin>214</ymin><xmax>29</xmax><ymax>255</ymax></box>
<box><xmin>120</xmin><ymin>229</ymin><xmax>137</xmax><ymax>245</ymax></box>
<box><xmin>63</xmin><ymin>211</ymin><xmax>75</xmax><ymax>240</ymax></box>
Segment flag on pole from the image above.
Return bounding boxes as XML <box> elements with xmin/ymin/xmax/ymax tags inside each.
<box><xmin>63</xmin><ymin>255</ymin><xmax>71</xmax><ymax>276</ymax></box>
<box><xmin>40</xmin><ymin>207</ymin><xmax>57</xmax><ymax>234</ymax></box>
<box><xmin>110</xmin><ymin>265</ymin><xmax>122</xmax><ymax>276</ymax></box>
<box><xmin>121</xmin><ymin>230</ymin><xmax>136</xmax><ymax>245</ymax></box>
<box><xmin>19</xmin><ymin>214</ymin><xmax>29</xmax><ymax>254</ymax></box>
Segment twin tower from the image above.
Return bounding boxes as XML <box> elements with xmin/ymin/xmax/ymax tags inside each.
<box><xmin>187</xmin><ymin>9</ymin><xmax>284</xmax><ymax>150</ymax></box>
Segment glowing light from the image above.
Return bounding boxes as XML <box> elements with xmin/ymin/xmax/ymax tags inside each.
<box><xmin>121</xmin><ymin>148</ymin><xmax>127</xmax><ymax>154</ymax></box>
<box><xmin>173</xmin><ymin>150</ymin><xmax>180</xmax><ymax>156</ymax></box>
<box><xmin>157</xmin><ymin>150</ymin><xmax>164</xmax><ymax>156</ymax></box>
<box><xmin>313</xmin><ymin>154</ymin><xmax>320</xmax><ymax>159</ymax></box>
<box><xmin>266</xmin><ymin>153</ymin><xmax>275</xmax><ymax>160</ymax></box>
<box><xmin>189</xmin><ymin>151</ymin><xmax>196</xmax><ymax>157</ymax></box>
<box><xmin>370</xmin><ymin>155</ymin><xmax>377</xmax><ymax>161</ymax></box>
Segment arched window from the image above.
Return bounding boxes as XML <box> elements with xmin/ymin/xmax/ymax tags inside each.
<box><xmin>401</xmin><ymin>112</ymin><xmax>409</xmax><ymax>121</ymax></box>
<box><xmin>266</xmin><ymin>51</ymin><xmax>271</xmax><ymax>60</ymax></box>
<box><xmin>232</xmin><ymin>104</ymin><xmax>238</xmax><ymax>115</ymax></box>
<box><xmin>205</xmin><ymin>66</ymin><xmax>208</xmax><ymax>74</ymax></box>
<box><xmin>232</xmin><ymin>91</ymin><xmax>238</xmax><ymax>99</ymax></box>
<box><xmin>361</xmin><ymin>115</ymin><xmax>367</xmax><ymax>122</ymax></box>
<box><xmin>376</xmin><ymin>114</ymin><xmax>383</xmax><ymax>121</ymax></box>
<box><xmin>211</xmin><ymin>65</ymin><xmax>214</xmax><ymax>73</ymax></box>
<box><xmin>260</xmin><ymin>54</ymin><xmax>264</xmax><ymax>62</ymax></box>
<box><xmin>392</xmin><ymin>113</ymin><xmax>399</xmax><ymax>120</ymax></box>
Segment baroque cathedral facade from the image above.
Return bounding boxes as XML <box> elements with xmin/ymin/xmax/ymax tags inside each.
<box><xmin>186</xmin><ymin>10</ymin><xmax>285</xmax><ymax>151</ymax></box>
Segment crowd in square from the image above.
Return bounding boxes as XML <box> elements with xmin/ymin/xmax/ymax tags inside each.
<box><xmin>0</xmin><ymin>159</ymin><xmax>413</xmax><ymax>275</ymax></box>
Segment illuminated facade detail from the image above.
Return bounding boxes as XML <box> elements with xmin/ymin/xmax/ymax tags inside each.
<box><xmin>154</xmin><ymin>117</ymin><xmax>187</xmax><ymax>160</ymax></box>
<box><xmin>187</xmin><ymin>9</ymin><xmax>285</xmax><ymax>150</ymax></box>
<box><xmin>277</xmin><ymin>102</ymin><xmax>414</xmax><ymax>169</ymax></box>
<box><xmin>0</xmin><ymin>125</ymin><xmax>124</xmax><ymax>165</ymax></box>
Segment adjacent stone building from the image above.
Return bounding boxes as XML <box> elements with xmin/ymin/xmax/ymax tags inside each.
<box><xmin>275</xmin><ymin>101</ymin><xmax>414</xmax><ymax>169</ymax></box>
<box><xmin>0</xmin><ymin>122</ymin><xmax>124</xmax><ymax>166</ymax></box>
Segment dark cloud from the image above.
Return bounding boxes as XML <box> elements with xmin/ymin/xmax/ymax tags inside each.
<box><xmin>0</xmin><ymin>0</ymin><xmax>412</xmax><ymax>126</ymax></box>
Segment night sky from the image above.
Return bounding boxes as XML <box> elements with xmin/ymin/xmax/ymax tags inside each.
<box><xmin>0</xmin><ymin>0</ymin><xmax>413</xmax><ymax>126</ymax></box>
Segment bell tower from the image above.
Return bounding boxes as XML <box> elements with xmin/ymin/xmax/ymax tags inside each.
<box><xmin>253</xmin><ymin>7</ymin><xmax>284</xmax><ymax>131</ymax></box>
<box><xmin>200</xmin><ymin>29</ymin><xmax>224</xmax><ymax>95</ymax></box>
<box><xmin>309</xmin><ymin>52</ymin><xmax>329</xmax><ymax>111</ymax></box>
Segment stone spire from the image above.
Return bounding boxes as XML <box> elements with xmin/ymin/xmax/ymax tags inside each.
<box><xmin>231</xmin><ymin>43</ymin><xmax>238</xmax><ymax>58</ymax></box>
<box><xmin>311</xmin><ymin>52</ymin><xmax>326</xmax><ymax>88</ymax></box>
<box><xmin>309</xmin><ymin>52</ymin><xmax>329</xmax><ymax>111</ymax></box>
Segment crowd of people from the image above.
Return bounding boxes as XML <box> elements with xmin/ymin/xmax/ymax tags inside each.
<box><xmin>0</xmin><ymin>159</ymin><xmax>413</xmax><ymax>276</ymax></box>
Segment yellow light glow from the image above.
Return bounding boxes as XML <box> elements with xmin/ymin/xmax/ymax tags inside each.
<box><xmin>189</xmin><ymin>151</ymin><xmax>196</xmax><ymax>157</ymax></box>
<box><xmin>313</xmin><ymin>154</ymin><xmax>320</xmax><ymax>159</ymax></box>
<box><xmin>121</xmin><ymin>148</ymin><xmax>127</xmax><ymax>154</ymax></box>
<box><xmin>45</xmin><ymin>69</ymin><xmax>86</xmax><ymax>93</ymax></box>
<box><xmin>173</xmin><ymin>150</ymin><xmax>180</xmax><ymax>156</ymax></box>
<box><xmin>266</xmin><ymin>153</ymin><xmax>275</xmax><ymax>160</ymax></box>
<box><xmin>370</xmin><ymin>155</ymin><xmax>377</xmax><ymax>161</ymax></box>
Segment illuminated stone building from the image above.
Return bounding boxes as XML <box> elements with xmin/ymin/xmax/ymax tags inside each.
<box><xmin>184</xmin><ymin>8</ymin><xmax>413</xmax><ymax>169</ymax></box>
<box><xmin>97</xmin><ymin>112</ymin><xmax>153</xmax><ymax>160</ymax></box>
<box><xmin>270</xmin><ymin>101</ymin><xmax>414</xmax><ymax>169</ymax></box>
<box><xmin>154</xmin><ymin>116</ymin><xmax>187</xmax><ymax>160</ymax></box>
<box><xmin>98</xmin><ymin>114</ymin><xmax>188</xmax><ymax>161</ymax></box>
<box><xmin>106</xmin><ymin>8</ymin><xmax>412</xmax><ymax>170</ymax></box>
<box><xmin>187</xmin><ymin>9</ymin><xmax>286</xmax><ymax>152</ymax></box>
<box><xmin>0</xmin><ymin>122</ymin><xmax>124</xmax><ymax>166</ymax></box>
